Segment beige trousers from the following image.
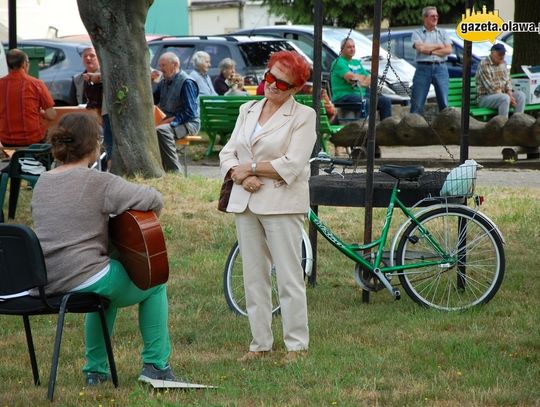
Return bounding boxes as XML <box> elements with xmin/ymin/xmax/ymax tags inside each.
<box><xmin>235</xmin><ymin>209</ymin><xmax>309</xmax><ymax>352</ymax></box>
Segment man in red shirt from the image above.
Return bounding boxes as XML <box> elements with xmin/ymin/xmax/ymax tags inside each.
<box><xmin>0</xmin><ymin>49</ymin><xmax>56</xmax><ymax>147</ymax></box>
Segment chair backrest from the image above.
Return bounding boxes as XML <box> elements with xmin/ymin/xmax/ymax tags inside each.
<box><xmin>0</xmin><ymin>224</ymin><xmax>48</xmax><ymax>295</ymax></box>
<box><xmin>8</xmin><ymin>144</ymin><xmax>53</xmax><ymax>178</ymax></box>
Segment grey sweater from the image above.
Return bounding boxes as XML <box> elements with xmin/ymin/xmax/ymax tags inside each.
<box><xmin>31</xmin><ymin>168</ymin><xmax>163</xmax><ymax>294</ymax></box>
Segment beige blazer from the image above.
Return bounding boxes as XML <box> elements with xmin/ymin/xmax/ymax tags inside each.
<box><xmin>219</xmin><ymin>96</ymin><xmax>316</xmax><ymax>215</ymax></box>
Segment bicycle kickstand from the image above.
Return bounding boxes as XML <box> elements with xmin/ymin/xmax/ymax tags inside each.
<box><xmin>372</xmin><ymin>268</ymin><xmax>401</xmax><ymax>300</ymax></box>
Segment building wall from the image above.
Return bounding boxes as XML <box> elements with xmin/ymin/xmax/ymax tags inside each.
<box><xmin>1</xmin><ymin>0</ymin><xmax>282</xmax><ymax>39</ymax></box>
<box><xmin>190</xmin><ymin>7</ymin><xmax>241</xmax><ymax>35</ymax></box>
<box><xmin>0</xmin><ymin>0</ymin><xmax>86</xmax><ymax>38</ymax></box>
<box><xmin>494</xmin><ymin>0</ymin><xmax>514</xmax><ymax>21</ymax></box>
<box><xmin>243</xmin><ymin>1</ymin><xmax>283</xmax><ymax>29</ymax></box>
<box><xmin>189</xmin><ymin>0</ymin><xmax>283</xmax><ymax>35</ymax></box>
<box><xmin>146</xmin><ymin>0</ymin><xmax>189</xmax><ymax>36</ymax></box>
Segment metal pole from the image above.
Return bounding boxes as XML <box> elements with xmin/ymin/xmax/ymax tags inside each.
<box><xmin>362</xmin><ymin>0</ymin><xmax>382</xmax><ymax>304</ymax></box>
<box><xmin>460</xmin><ymin>40</ymin><xmax>472</xmax><ymax>163</ymax></box>
<box><xmin>457</xmin><ymin>0</ymin><xmax>475</xmax><ymax>292</ymax></box>
<box><xmin>308</xmin><ymin>0</ymin><xmax>323</xmax><ymax>286</ymax></box>
<box><xmin>460</xmin><ymin>0</ymin><xmax>475</xmax><ymax>163</ymax></box>
<box><xmin>8</xmin><ymin>0</ymin><xmax>17</xmax><ymax>50</ymax></box>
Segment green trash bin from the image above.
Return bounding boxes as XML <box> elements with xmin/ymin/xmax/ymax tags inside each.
<box><xmin>23</xmin><ymin>47</ymin><xmax>45</xmax><ymax>79</ymax></box>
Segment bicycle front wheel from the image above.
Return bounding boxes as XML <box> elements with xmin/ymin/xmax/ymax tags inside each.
<box><xmin>223</xmin><ymin>231</ymin><xmax>312</xmax><ymax>317</ymax></box>
<box><xmin>396</xmin><ymin>207</ymin><xmax>505</xmax><ymax>311</ymax></box>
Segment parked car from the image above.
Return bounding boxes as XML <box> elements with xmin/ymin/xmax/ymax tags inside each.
<box><xmin>376</xmin><ymin>28</ymin><xmax>513</xmax><ymax>78</ymax></box>
<box><xmin>499</xmin><ymin>32</ymin><xmax>513</xmax><ymax>48</ymax></box>
<box><xmin>1</xmin><ymin>39</ymin><xmax>90</xmax><ymax>105</ymax></box>
<box><xmin>148</xmin><ymin>35</ymin><xmax>313</xmax><ymax>86</ymax></box>
<box><xmin>0</xmin><ymin>43</ymin><xmax>7</xmax><ymax>77</ymax></box>
<box><xmin>231</xmin><ymin>25</ymin><xmax>425</xmax><ymax>104</ymax></box>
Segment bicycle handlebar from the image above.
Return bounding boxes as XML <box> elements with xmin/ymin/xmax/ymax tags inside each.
<box><xmin>309</xmin><ymin>154</ymin><xmax>353</xmax><ymax>167</ymax></box>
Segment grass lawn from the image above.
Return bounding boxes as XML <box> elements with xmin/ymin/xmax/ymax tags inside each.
<box><xmin>0</xmin><ymin>174</ymin><xmax>539</xmax><ymax>406</ymax></box>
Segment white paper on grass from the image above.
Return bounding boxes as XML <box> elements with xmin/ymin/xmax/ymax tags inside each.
<box><xmin>440</xmin><ymin>159</ymin><xmax>482</xmax><ymax>197</ymax></box>
<box><xmin>141</xmin><ymin>378</ymin><xmax>217</xmax><ymax>389</ymax></box>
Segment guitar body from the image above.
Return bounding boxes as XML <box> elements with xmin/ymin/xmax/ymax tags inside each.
<box><xmin>109</xmin><ymin>210</ymin><xmax>169</xmax><ymax>290</ymax></box>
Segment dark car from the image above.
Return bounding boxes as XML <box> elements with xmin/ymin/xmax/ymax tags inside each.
<box><xmin>2</xmin><ymin>39</ymin><xmax>91</xmax><ymax>105</ymax></box>
<box><xmin>148</xmin><ymin>35</ymin><xmax>313</xmax><ymax>86</ymax></box>
<box><xmin>376</xmin><ymin>28</ymin><xmax>513</xmax><ymax>78</ymax></box>
<box><xmin>231</xmin><ymin>25</ymin><xmax>423</xmax><ymax>104</ymax></box>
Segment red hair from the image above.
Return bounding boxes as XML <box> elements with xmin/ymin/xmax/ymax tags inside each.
<box><xmin>267</xmin><ymin>51</ymin><xmax>311</xmax><ymax>88</ymax></box>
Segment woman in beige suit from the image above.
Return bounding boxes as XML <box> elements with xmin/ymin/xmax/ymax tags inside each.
<box><xmin>219</xmin><ymin>51</ymin><xmax>316</xmax><ymax>364</ymax></box>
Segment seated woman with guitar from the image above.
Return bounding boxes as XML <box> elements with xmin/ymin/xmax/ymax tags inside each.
<box><xmin>31</xmin><ymin>112</ymin><xmax>177</xmax><ymax>386</ymax></box>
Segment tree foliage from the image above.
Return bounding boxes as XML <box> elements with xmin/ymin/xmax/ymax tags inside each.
<box><xmin>263</xmin><ymin>0</ymin><xmax>493</xmax><ymax>28</ymax></box>
<box><xmin>510</xmin><ymin>0</ymin><xmax>540</xmax><ymax>74</ymax></box>
<box><xmin>77</xmin><ymin>0</ymin><xmax>164</xmax><ymax>178</ymax></box>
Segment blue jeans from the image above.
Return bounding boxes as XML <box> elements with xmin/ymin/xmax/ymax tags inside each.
<box><xmin>410</xmin><ymin>63</ymin><xmax>449</xmax><ymax>114</ymax></box>
<box><xmin>335</xmin><ymin>90</ymin><xmax>392</xmax><ymax>120</ymax></box>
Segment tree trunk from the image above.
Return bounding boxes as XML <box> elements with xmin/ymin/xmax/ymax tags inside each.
<box><xmin>77</xmin><ymin>0</ymin><xmax>164</xmax><ymax>178</ymax></box>
<box><xmin>330</xmin><ymin>110</ymin><xmax>540</xmax><ymax>147</ymax></box>
<box><xmin>511</xmin><ymin>0</ymin><xmax>540</xmax><ymax>74</ymax></box>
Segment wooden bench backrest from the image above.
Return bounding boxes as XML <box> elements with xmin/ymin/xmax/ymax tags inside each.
<box><xmin>200</xmin><ymin>95</ymin><xmax>330</xmax><ymax>134</ymax></box>
<box><xmin>199</xmin><ymin>95</ymin><xmax>339</xmax><ymax>154</ymax></box>
<box><xmin>448</xmin><ymin>78</ymin><xmax>478</xmax><ymax>108</ymax></box>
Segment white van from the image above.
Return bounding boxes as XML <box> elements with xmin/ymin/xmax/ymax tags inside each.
<box><xmin>0</xmin><ymin>43</ymin><xmax>7</xmax><ymax>77</ymax></box>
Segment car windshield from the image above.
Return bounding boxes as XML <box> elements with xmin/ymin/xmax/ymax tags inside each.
<box><xmin>238</xmin><ymin>41</ymin><xmax>299</xmax><ymax>68</ymax></box>
<box><xmin>445</xmin><ymin>30</ymin><xmax>513</xmax><ymax>64</ymax></box>
<box><xmin>322</xmin><ymin>27</ymin><xmax>389</xmax><ymax>61</ymax></box>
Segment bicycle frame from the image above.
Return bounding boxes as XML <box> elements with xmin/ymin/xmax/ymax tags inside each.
<box><xmin>307</xmin><ymin>185</ymin><xmax>453</xmax><ymax>277</ymax></box>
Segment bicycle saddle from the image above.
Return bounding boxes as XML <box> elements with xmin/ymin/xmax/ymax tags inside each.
<box><xmin>380</xmin><ymin>165</ymin><xmax>424</xmax><ymax>180</ymax></box>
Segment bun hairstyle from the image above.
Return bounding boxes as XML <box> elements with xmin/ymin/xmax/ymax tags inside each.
<box><xmin>47</xmin><ymin>113</ymin><xmax>101</xmax><ymax>164</ymax></box>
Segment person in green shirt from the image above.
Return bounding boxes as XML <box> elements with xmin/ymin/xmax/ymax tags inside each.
<box><xmin>330</xmin><ymin>38</ymin><xmax>391</xmax><ymax>120</ymax></box>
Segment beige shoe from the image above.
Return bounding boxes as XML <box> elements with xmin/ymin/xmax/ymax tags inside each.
<box><xmin>237</xmin><ymin>350</ymin><xmax>271</xmax><ymax>362</ymax></box>
<box><xmin>281</xmin><ymin>350</ymin><xmax>308</xmax><ymax>365</ymax></box>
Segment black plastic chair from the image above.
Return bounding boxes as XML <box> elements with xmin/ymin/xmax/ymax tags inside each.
<box><xmin>4</xmin><ymin>144</ymin><xmax>53</xmax><ymax>220</ymax></box>
<box><xmin>0</xmin><ymin>224</ymin><xmax>118</xmax><ymax>401</ymax></box>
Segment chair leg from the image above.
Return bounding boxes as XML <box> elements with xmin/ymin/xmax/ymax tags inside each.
<box><xmin>205</xmin><ymin>134</ymin><xmax>216</xmax><ymax>157</ymax></box>
<box><xmin>0</xmin><ymin>172</ymin><xmax>8</xmax><ymax>223</ymax></box>
<box><xmin>97</xmin><ymin>303</ymin><xmax>118</xmax><ymax>387</ymax></box>
<box><xmin>8</xmin><ymin>177</ymin><xmax>21</xmax><ymax>219</ymax></box>
<box><xmin>182</xmin><ymin>145</ymin><xmax>188</xmax><ymax>177</ymax></box>
<box><xmin>23</xmin><ymin>315</ymin><xmax>40</xmax><ymax>386</ymax></box>
<box><xmin>47</xmin><ymin>295</ymin><xmax>70</xmax><ymax>401</ymax></box>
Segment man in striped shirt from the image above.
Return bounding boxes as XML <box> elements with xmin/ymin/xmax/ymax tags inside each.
<box><xmin>0</xmin><ymin>49</ymin><xmax>56</xmax><ymax>147</ymax></box>
<box><xmin>476</xmin><ymin>43</ymin><xmax>525</xmax><ymax>117</ymax></box>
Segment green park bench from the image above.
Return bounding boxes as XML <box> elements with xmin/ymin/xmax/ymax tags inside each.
<box><xmin>448</xmin><ymin>76</ymin><xmax>540</xmax><ymax>121</ymax></box>
<box><xmin>199</xmin><ymin>95</ymin><xmax>343</xmax><ymax>156</ymax></box>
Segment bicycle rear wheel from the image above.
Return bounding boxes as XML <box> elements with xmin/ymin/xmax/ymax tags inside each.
<box><xmin>223</xmin><ymin>231</ymin><xmax>312</xmax><ymax>316</ymax></box>
<box><xmin>396</xmin><ymin>206</ymin><xmax>505</xmax><ymax>311</ymax></box>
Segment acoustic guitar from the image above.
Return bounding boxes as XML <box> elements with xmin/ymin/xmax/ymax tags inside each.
<box><xmin>109</xmin><ymin>210</ymin><xmax>169</xmax><ymax>290</ymax></box>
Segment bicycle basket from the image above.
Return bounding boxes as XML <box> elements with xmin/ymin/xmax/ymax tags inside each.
<box><xmin>440</xmin><ymin>159</ymin><xmax>481</xmax><ymax>197</ymax></box>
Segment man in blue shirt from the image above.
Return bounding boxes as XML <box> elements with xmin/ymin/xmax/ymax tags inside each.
<box><xmin>410</xmin><ymin>6</ymin><xmax>452</xmax><ymax>115</ymax></box>
<box><xmin>154</xmin><ymin>52</ymin><xmax>200</xmax><ymax>172</ymax></box>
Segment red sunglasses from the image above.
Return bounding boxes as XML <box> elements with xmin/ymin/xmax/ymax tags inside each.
<box><xmin>264</xmin><ymin>71</ymin><xmax>295</xmax><ymax>91</ymax></box>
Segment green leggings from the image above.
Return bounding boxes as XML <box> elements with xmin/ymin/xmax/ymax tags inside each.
<box><xmin>78</xmin><ymin>259</ymin><xmax>171</xmax><ymax>375</ymax></box>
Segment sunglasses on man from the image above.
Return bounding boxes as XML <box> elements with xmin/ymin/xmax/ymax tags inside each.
<box><xmin>264</xmin><ymin>71</ymin><xmax>295</xmax><ymax>92</ymax></box>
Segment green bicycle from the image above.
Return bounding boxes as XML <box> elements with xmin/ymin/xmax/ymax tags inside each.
<box><xmin>223</xmin><ymin>157</ymin><xmax>505</xmax><ymax>314</ymax></box>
